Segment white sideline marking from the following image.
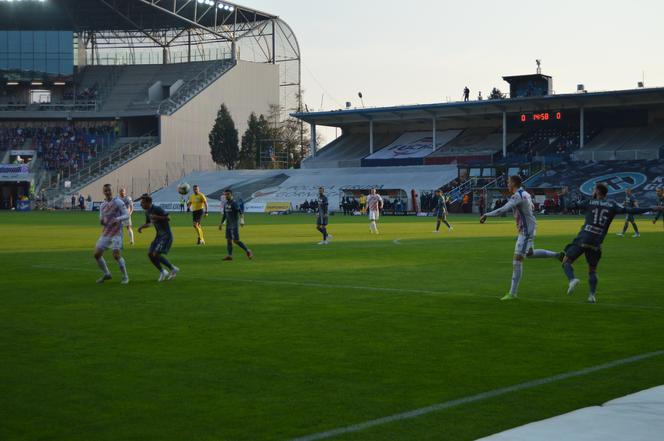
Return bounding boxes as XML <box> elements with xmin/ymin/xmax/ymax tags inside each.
<box><xmin>290</xmin><ymin>349</ymin><xmax>664</xmax><ymax>441</ymax></box>
<box><xmin>31</xmin><ymin>265</ymin><xmax>663</xmax><ymax>311</ymax></box>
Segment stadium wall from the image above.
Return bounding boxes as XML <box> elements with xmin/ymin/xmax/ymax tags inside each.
<box><xmin>77</xmin><ymin>61</ymin><xmax>279</xmax><ymax>199</ymax></box>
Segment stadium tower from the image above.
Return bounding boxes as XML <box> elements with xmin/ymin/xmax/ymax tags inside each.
<box><xmin>0</xmin><ymin>0</ymin><xmax>300</xmax><ymax>205</ymax></box>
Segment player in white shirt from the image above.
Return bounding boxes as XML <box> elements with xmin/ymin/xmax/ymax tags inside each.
<box><xmin>480</xmin><ymin>175</ymin><xmax>562</xmax><ymax>300</ymax></box>
<box><xmin>366</xmin><ymin>188</ymin><xmax>384</xmax><ymax>234</ymax></box>
<box><xmin>94</xmin><ymin>184</ymin><xmax>130</xmax><ymax>284</ymax></box>
<box><xmin>119</xmin><ymin>188</ymin><xmax>135</xmax><ymax>245</ymax></box>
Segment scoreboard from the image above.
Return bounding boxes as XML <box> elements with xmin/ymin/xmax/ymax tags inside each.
<box><xmin>518</xmin><ymin>111</ymin><xmax>564</xmax><ymax>124</ymax></box>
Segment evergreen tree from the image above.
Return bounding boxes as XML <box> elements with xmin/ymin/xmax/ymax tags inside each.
<box><xmin>209</xmin><ymin>103</ymin><xmax>239</xmax><ymax>170</ymax></box>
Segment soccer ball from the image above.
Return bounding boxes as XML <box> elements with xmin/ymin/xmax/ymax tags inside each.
<box><xmin>177</xmin><ymin>182</ymin><xmax>191</xmax><ymax>195</ymax></box>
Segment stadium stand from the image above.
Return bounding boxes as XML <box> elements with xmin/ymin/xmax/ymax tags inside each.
<box><xmin>361</xmin><ymin>130</ymin><xmax>462</xmax><ymax>167</ymax></box>
<box><xmin>150</xmin><ymin>165</ymin><xmax>459</xmax><ymax>212</ymax></box>
<box><xmin>303</xmin><ymin>133</ymin><xmax>399</xmax><ymax>168</ymax></box>
<box><xmin>573</xmin><ymin>127</ymin><xmax>664</xmax><ymax>161</ymax></box>
<box><xmin>425</xmin><ymin>128</ymin><xmax>519</xmax><ymax>164</ymax></box>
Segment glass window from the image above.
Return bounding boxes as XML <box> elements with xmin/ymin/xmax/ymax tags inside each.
<box><xmin>7</xmin><ymin>32</ymin><xmax>20</xmax><ymax>52</ymax></box>
<box><xmin>470</xmin><ymin>168</ymin><xmax>482</xmax><ymax>177</ymax></box>
<box><xmin>21</xmin><ymin>54</ymin><xmax>34</xmax><ymax>72</ymax></box>
<box><xmin>34</xmin><ymin>31</ymin><xmax>46</xmax><ymax>52</ymax></box>
<box><xmin>46</xmin><ymin>31</ymin><xmax>59</xmax><ymax>52</ymax></box>
<box><xmin>46</xmin><ymin>59</ymin><xmax>59</xmax><ymax>75</ymax></box>
<box><xmin>0</xmin><ymin>31</ymin><xmax>7</xmax><ymax>52</ymax></box>
<box><xmin>20</xmin><ymin>32</ymin><xmax>33</xmax><ymax>53</ymax></box>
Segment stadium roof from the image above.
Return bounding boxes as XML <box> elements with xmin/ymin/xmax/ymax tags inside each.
<box><xmin>0</xmin><ymin>0</ymin><xmax>276</xmax><ymax>31</ymax></box>
<box><xmin>293</xmin><ymin>87</ymin><xmax>664</xmax><ymax>127</ymax></box>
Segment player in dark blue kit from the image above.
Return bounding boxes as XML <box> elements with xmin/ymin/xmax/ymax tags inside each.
<box><xmin>219</xmin><ymin>189</ymin><xmax>253</xmax><ymax>261</ymax></box>
<box><xmin>561</xmin><ymin>183</ymin><xmax>660</xmax><ymax>303</ymax></box>
<box><xmin>137</xmin><ymin>194</ymin><xmax>179</xmax><ymax>282</ymax></box>
<box><xmin>316</xmin><ymin>187</ymin><xmax>332</xmax><ymax>245</ymax></box>
<box><xmin>617</xmin><ymin>188</ymin><xmax>640</xmax><ymax>238</ymax></box>
<box><xmin>432</xmin><ymin>189</ymin><xmax>453</xmax><ymax>233</ymax></box>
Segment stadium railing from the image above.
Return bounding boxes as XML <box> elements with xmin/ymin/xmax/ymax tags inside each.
<box><xmin>158</xmin><ymin>59</ymin><xmax>236</xmax><ymax>116</ymax></box>
<box><xmin>572</xmin><ymin>149</ymin><xmax>661</xmax><ymax>161</ymax></box>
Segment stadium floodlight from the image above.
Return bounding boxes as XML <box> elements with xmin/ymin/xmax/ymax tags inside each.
<box><xmin>6</xmin><ymin>81</ymin><xmax>19</xmax><ymax>86</ymax></box>
<box><xmin>53</xmin><ymin>81</ymin><xmax>66</xmax><ymax>86</ymax></box>
<box><xmin>31</xmin><ymin>81</ymin><xmax>43</xmax><ymax>86</ymax></box>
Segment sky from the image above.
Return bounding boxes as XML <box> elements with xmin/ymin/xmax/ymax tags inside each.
<box><xmin>248</xmin><ymin>0</ymin><xmax>664</xmax><ymax>114</ymax></box>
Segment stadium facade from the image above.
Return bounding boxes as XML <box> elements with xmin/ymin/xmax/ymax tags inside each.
<box><xmin>0</xmin><ymin>0</ymin><xmax>300</xmax><ymax>206</ymax></box>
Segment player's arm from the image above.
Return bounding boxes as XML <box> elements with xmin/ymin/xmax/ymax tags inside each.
<box><xmin>203</xmin><ymin>194</ymin><xmax>209</xmax><ymax>216</ymax></box>
<box><xmin>187</xmin><ymin>195</ymin><xmax>192</xmax><ymax>208</ymax></box>
<box><xmin>113</xmin><ymin>200</ymin><xmax>130</xmax><ymax>224</ymax></box>
<box><xmin>481</xmin><ymin>197</ymin><xmax>517</xmax><ymax>222</ymax></box>
<box><xmin>138</xmin><ymin>214</ymin><xmax>152</xmax><ymax>233</ymax></box>
<box><xmin>620</xmin><ymin>205</ymin><xmax>658</xmax><ymax>215</ymax></box>
<box><xmin>220</xmin><ymin>209</ymin><xmax>227</xmax><ymax>230</ymax></box>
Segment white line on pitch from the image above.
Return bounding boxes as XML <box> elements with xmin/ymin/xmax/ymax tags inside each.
<box><xmin>31</xmin><ymin>264</ymin><xmax>663</xmax><ymax>311</ymax></box>
<box><xmin>289</xmin><ymin>349</ymin><xmax>664</xmax><ymax>441</ymax></box>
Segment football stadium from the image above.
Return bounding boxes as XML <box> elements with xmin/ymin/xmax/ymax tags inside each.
<box><xmin>1</xmin><ymin>1</ymin><xmax>664</xmax><ymax>440</ymax></box>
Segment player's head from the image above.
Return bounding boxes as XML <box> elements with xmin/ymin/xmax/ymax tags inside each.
<box><xmin>657</xmin><ymin>188</ymin><xmax>664</xmax><ymax>196</ymax></box>
<box><xmin>139</xmin><ymin>194</ymin><xmax>153</xmax><ymax>209</ymax></box>
<box><xmin>223</xmin><ymin>189</ymin><xmax>233</xmax><ymax>201</ymax></box>
<box><xmin>435</xmin><ymin>189</ymin><xmax>442</xmax><ymax>195</ymax></box>
<box><xmin>370</xmin><ymin>188</ymin><xmax>377</xmax><ymax>195</ymax></box>
<box><xmin>319</xmin><ymin>187</ymin><xmax>325</xmax><ymax>195</ymax></box>
<box><xmin>119</xmin><ymin>188</ymin><xmax>126</xmax><ymax>198</ymax></box>
<box><xmin>625</xmin><ymin>188</ymin><xmax>632</xmax><ymax>196</ymax></box>
<box><xmin>193</xmin><ymin>185</ymin><xmax>200</xmax><ymax>194</ymax></box>
<box><xmin>102</xmin><ymin>184</ymin><xmax>113</xmax><ymax>200</ymax></box>
<box><xmin>593</xmin><ymin>183</ymin><xmax>609</xmax><ymax>199</ymax></box>
<box><xmin>507</xmin><ymin>175</ymin><xmax>522</xmax><ymax>193</ymax></box>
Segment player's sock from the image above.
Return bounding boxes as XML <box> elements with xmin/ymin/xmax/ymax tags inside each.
<box><xmin>510</xmin><ymin>260</ymin><xmax>522</xmax><ymax>295</ymax></box>
<box><xmin>443</xmin><ymin>220</ymin><xmax>452</xmax><ymax>229</ymax></box>
<box><xmin>632</xmin><ymin>222</ymin><xmax>639</xmax><ymax>234</ymax></box>
<box><xmin>227</xmin><ymin>241</ymin><xmax>233</xmax><ymax>256</ymax></box>
<box><xmin>322</xmin><ymin>227</ymin><xmax>328</xmax><ymax>241</ymax></box>
<box><xmin>530</xmin><ymin>249</ymin><xmax>558</xmax><ymax>258</ymax></box>
<box><xmin>159</xmin><ymin>255</ymin><xmax>174</xmax><ymax>271</ymax></box>
<box><xmin>96</xmin><ymin>256</ymin><xmax>111</xmax><ymax>275</ymax></box>
<box><xmin>622</xmin><ymin>222</ymin><xmax>629</xmax><ymax>234</ymax></box>
<box><xmin>435</xmin><ymin>220</ymin><xmax>441</xmax><ymax>232</ymax></box>
<box><xmin>117</xmin><ymin>257</ymin><xmax>128</xmax><ymax>277</ymax></box>
<box><xmin>236</xmin><ymin>241</ymin><xmax>249</xmax><ymax>252</ymax></box>
<box><xmin>371</xmin><ymin>221</ymin><xmax>378</xmax><ymax>233</ymax></box>
<box><xmin>589</xmin><ymin>271</ymin><xmax>598</xmax><ymax>295</ymax></box>
<box><xmin>563</xmin><ymin>261</ymin><xmax>575</xmax><ymax>281</ymax></box>
<box><xmin>128</xmin><ymin>229</ymin><xmax>134</xmax><ymax>244</ymax></box>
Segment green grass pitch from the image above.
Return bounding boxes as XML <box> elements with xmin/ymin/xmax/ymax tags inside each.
<box><xmin>1</xmin><ymin>211</ymin><xmax>663</xmax><ymax>441</ymax></box>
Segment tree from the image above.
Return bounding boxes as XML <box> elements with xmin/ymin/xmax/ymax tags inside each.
<box><xmin>489</xmin><ymin>87</ymin><xmax>506</xmax><ymax>100</ymax></box>
<box><xmin>209</xmin><ymin>103</ymin><xmax>239</xmax><ymax>170</ymax></box>
<box><xmin>239</xmin><ymin>112</ymin><xmax>272</xmax><ymax>169</ymax></box>
<box><xmin>265</xmin><ymin>102</ymin><xmax>323</xmax><ymax>169</ymax></box>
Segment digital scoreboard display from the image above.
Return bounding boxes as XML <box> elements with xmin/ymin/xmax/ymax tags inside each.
<box><xmin>519</xmin><ymin>111</ymin><xmax>564</xmax><ymax>123</ymax></box>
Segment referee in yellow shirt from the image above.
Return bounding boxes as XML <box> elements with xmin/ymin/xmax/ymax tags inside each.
<box><xmin>187</xmin><ymin>185</ymin><xmax>208</xmax><ymax>245</ymax></box>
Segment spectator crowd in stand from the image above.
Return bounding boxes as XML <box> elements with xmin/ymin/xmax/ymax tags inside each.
<box><xmin>33</xmin><ymin>125</ymin><xmax>116</xmax><ymax>174</ymax></box>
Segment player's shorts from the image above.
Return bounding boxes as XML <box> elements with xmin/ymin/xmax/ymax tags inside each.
<box><xmin>436</xmin><ymin>210</ymin><xmax>447</xmax><ymax>219</ymax></box>
<box><xmin>225</xmin><ymin>226</ymin><xmax>240</xmax><ymax>241</ymax></box>
<box><xmin>317</xmin><ymin>215</ymin><xmax>329</xmax><ymax>226</ymax></box>
<box><xmin>150</xmin><ymin>234</ymin><xmax>173</xmax><ymax>255</ymax></box>
<box><xmin>96</xmin><ymin>234</ymin><xmax>124</xmax><ymax>251</ymax></box>
<box><xmin>564</xmin><ymin>238</ymin><xmax>602</xmax><ymax>267</ymax></box>
<box><xmin>625</xmin><ymin>213</ymin><xmax>636</xmax><ymax>222</ymax></box>
<box><xmin>192</xmin><ymin>209</ymin><xmax>204</xmax><ymax>223</ymax></box>
<box><xmin>369</xmin><ymin>210</ymin><xmax>380</xmax><ymax>221</ymax></box>
<box><xmin>514</xmin><ymin>231</ymin><xmax>535</xmax><ymax>257</ymax></box>
<box><xmin>122</xmin><ymin>217</ymin><xmax>132</xmax><ymax>227</ymax></box>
